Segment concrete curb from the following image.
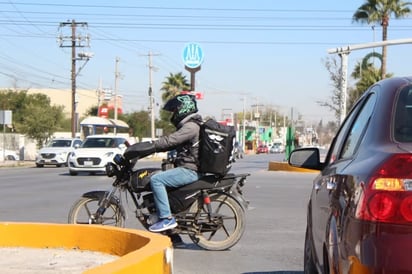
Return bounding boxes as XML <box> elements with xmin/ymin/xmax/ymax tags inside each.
<box><xmin>268</xmin><ymin>161</ymin><xmax>319</xmax><ymax>173</ymax></box>
<box><xmin>0</xmin><ymin>222</ymin><xmax>172</xmax><ymax>273</ymax></box>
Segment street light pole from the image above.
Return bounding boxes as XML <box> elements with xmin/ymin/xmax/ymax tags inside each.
<box><xmin>328</xmin><ymin>38</ymin><xmax>412</xmax><ymax>124</ymax></box>
<box><xmin>141</xmin><ymin>51</ymin><xmax>159</xmax><ymax>140</ymax></box>
<box><xmin>251</xmin><ymin>98</ymin><xmax>263</xmax><ymax>147</ymax></box>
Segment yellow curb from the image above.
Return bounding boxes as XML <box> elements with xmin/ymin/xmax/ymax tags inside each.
<box><xmin>268</xmin><ymin>161</ymin><xmax>319</xmax><ymax>173</ymax></box>
<box><xmin>0</xmin><ymin>222</ymin><xmax>172</xmax><ymax>274</ymax></box>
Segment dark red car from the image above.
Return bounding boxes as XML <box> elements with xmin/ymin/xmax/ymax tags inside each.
<box><xmin>289</xmin><ymin>76</ymin><xmax>412</xmax><ymax>273</ymax></box>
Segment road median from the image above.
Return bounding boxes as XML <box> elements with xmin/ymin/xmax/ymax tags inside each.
<box><xmin>268</xmin><ymin>161</ymin><xmax>319</xmax><ymax>173</ymax></box>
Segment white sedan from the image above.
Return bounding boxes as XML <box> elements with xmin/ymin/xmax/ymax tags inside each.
<box><xmin>68</xmin><ymin>135</ymin><xmax>127</xmax><ymax>176</ymax></box>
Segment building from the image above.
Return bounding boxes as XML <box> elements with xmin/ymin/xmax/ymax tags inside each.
<box><xmin>26</xmin><ymin>88</ymin><xmax>123</xmax><ymax>119</ymax></box>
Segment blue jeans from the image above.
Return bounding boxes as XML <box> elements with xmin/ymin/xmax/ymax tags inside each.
<box><xmin>150</xmin><ymin>167</ymin><xmax>201</xmax><ymax>219</ymax></box>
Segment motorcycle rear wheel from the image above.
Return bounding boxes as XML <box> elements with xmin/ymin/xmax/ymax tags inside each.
<box><xmin>188</xmin><ymin>193</ymin><xmax>245</xmax><ymax>251</ymax></box>
<box><xmin>68</xmin><ymin>197</ymin><xmax>125</xmax><ymax>227</ymax></box>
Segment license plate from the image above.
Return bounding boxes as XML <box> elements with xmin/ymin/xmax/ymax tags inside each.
<box><xmin>84</xmin><ymin>161</ymin><xmax>93</xmax><ymax>166</ymax></box>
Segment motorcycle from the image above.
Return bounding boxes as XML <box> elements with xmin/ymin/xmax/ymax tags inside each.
<box><xmin>68</xmin><ymin>154</ymin><xmax>250</xmax><ymax>251</ymax></box>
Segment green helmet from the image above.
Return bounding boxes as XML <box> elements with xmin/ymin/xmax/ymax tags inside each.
<box><xmin>163</xmin><ymin>94</ymin><xmax>198</xmax><ymax>126</ymax></box>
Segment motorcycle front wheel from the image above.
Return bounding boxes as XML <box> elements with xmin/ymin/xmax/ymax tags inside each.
<box><xmin>188</xmin><ymin>193</ymin><xmax>245</xmax><ymax>251</ymax></box>
<box><xmin>68</xmin><ymin>197</ymin><xmax>125</xmax><ymax>227</ymax></box>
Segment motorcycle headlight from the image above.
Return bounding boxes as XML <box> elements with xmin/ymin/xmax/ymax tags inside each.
<box><xmin>113</xmin><ymin>154</ymin><xmax>127</xmax><ymax>166</ymax></box>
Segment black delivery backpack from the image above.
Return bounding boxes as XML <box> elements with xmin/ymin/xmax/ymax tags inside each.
<box><xmin>197</xmin><ymin>118</ymin><xmax>236</xmax><ymax>177</ymax></box>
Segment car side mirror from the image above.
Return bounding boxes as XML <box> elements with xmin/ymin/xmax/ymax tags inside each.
<box><xmin>288</xmin><ymin>148</ymin><xmax>322</xmax><ymax>170</ymax></box>
<box><xmin>74</xmin><ymin>144</ymin><xmax>80</xmax><ymax>149</ymax></box>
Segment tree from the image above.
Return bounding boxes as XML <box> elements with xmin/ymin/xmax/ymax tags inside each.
<box><xmin>85</xmin><ymin>105</ymin><xmax>99</xmax><ymax>116</ymax></box>
<box><xmin>0</xmin><ymin>90</ymin><xmax>65</xmax><ymax>147</ymax></box>
<box><xmin>348</xmin><ymin>52</ymin><xmax>393</xmax><ymax>110</ymax></box>
<box><xmin>317</xmin><ymin>57</ymin><xmax>342</xmax><ymax>123</ymax></box>
<box><xmin>159</xmin><ymin>72</ymin><xmax>190</xmax><ymax>123</ymax></box>
<box><xmin>123</xmin><ymin>111</ymin><xmax>151</xmax><ymax>140</ymax></box>
<box><xmin>353</xmin><ymin>0</ymin><xmax>411</xmax><ymax>79</ymax></box>
<box><xmin>160</xmin><ymin>72</ymin><xmax>190</xmax><ymax>102</ymax></box>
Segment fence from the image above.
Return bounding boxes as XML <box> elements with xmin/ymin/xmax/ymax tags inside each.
<box><xmin>1</xmin><ymin>133</ymin><xmax>43</xmax><ymax>161</ymax></box>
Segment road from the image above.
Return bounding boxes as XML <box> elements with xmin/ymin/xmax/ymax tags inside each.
<box><xmin>0</xmin><ymin>153</ymin><xmax>318</xmax><ymax>274</ymax></box>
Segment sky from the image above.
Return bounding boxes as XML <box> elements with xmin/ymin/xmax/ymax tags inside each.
<box><xmin>1</xmin><ymin>0</ymin><xmax>412</xmax><ymax>124</ymax></box>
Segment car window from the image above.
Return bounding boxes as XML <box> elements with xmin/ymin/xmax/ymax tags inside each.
<box><xmin>341</xmin><ymin>93</ymin><xmax>377</xmax><ymax>159</ymax></box>
<box><xmin>328</xmin><ymin>109</ymin><xmax>358</xmax><ymax>164</ymax></box>
<box><xmin>83</xmin><ymin>138</ymin><xmax>106</xmax><ymax>148</ymax></box>
<box><xmin>49</xmin><ymin>139</ymin><xmax>71</xmax><ymax>147</ymax></box>
<box><xmin>327</xmin><ymin>91</ymin><xmax>377</xmax><ymax>164</ymax></box>
<box><xmin>394</xmin><ymin>85</ymin><xmax>412</xmax><ymax>142</ymax></box>
<box><xmin>82</xmin><ymin>137</ymin><xmax>123</xmax><ymax>148</ymax></box>
<box><xmin>115</xmin><ymin>138</ymin><xmax>126</xmax><ymax>147</ymax></box>
<box><xmin>73</xmin><ymin>140</ymin><xmax>82</xmax><ymax>147</ymax></box>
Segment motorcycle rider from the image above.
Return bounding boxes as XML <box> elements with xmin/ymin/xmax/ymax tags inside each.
<box><xmin>123</xmin><ymin>94</ymin><xmax>203</xmax><ymax>232</ymax></box>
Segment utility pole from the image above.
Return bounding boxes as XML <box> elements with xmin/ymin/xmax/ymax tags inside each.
<box><xmin>241</xmin><ymin>96</ymin><xmax>247</xmax><ymax>152</ymax></box>
<box><xmin>96</xmin><ymin>77</ymin><xmax>102</xmax><ymax>111</ymax></box>
<box><xmin>113</xmin><ymin>57</ymin><xmax>120</xmax><ymax>134</ymax></box>
<box><xmin>141</xmin><ymin>51</ymin><xmax>159</xmax><ymax>140</ymax></box>
<box><xmin>58</xmin><ymin>20</ymin><xmax>90</xmax><ymax>138</ymax></box>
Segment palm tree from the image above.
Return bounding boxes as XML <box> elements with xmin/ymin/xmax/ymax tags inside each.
<box><xmin>348</xmin><ymin>66</ymin><xmax>381</xmax><ymax>109</ymax></box>
<box><xmin>353</xmin><ymin>0</ymin><xmax>411</xmax><ymax>79</ymax></box>
<box><xmin>160</xmin><ymin>72</ymin><xmax>190</xmax><ymax>103</ymax></box>
<box><xmin>159</xmin><ymin>72</ymin><xmax>190</xmax><ymax>124</ymax></box>
<box><xmin>351</xmin><ymin>52</ymin><xmax>382</xmax><ymax>79</ymax></box>
<box><xmin>348</xmin><ymin>52</ymin><xmax>393</xmax><ymax>109</ymax></box>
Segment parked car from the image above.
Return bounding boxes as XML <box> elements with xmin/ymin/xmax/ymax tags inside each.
<box><xmin>289</xmin><ymin>76</ymin><xmax>412</xmax><ymax>273</ymax></box>
<box><xmin>35</xmin><ymin>138</ymin><xmax>82</xmax><ymax>167</ymax></box>
<box><xmin>68</xmin><ymin>135</ymin><xmax>127</xmax><ymax>176</ymax></box>
<box><xmin>0</xmin><ymin>149</ymin><xmax>19</xmax><ymax>161</ymax></box>
<box><xmin>256</xmin><ymin>145</ymin><xmax>268</xmax><ymax>154</ymax></box>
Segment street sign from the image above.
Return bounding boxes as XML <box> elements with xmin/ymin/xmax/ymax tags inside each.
<box><xmin>182</xmin><ymin>43</ymin><xmax>204</xmax><ymax>69</ymax></box>
<box><xmin>181</xmin><ymin>91</ymin><xmax>204</xmax><ymax>100</ymax></box>
<box><xmin>0</xmin><ymin>110</ymin><xmax>12</xmax><ymax>125</ymax></box>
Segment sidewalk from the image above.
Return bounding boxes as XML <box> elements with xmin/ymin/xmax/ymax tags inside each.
<box><xmin>0</xmin><ymin>160</ymin><xmax>34</xmax><ymax>168</ymax></box>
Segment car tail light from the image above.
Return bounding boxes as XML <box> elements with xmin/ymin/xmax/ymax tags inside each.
<box><xmin>356</xmin><ymin>154</ymin><xmax>412</xmax><ymax>224</ymax></box>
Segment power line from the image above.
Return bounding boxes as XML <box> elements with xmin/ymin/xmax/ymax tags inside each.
<box><xmin>0</xmin><ymin>2</ymin><xmax>356</xmax><ymax>13</ymax></box>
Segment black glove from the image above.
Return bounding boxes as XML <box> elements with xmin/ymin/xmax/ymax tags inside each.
<box><xmin>123</xmin><ymin>141</ymin><xmax>156</xmax><ymax>160</ymax></box>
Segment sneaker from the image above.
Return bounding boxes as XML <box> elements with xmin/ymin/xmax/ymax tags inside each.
<box><xmin>149</xmin><ymin>217</ymin><xmax>177</xmax><ymax>232</ymax></box>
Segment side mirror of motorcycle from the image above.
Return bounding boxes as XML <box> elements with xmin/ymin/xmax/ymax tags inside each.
<box><xmin>113</xmin><ymin>154</ymin><xmax>128</xmax><ymax>166</ymax></box>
